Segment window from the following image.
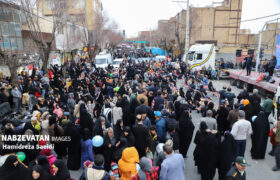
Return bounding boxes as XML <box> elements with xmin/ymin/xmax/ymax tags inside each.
<box><xmin>1</xmin><ymin>22</ymin><xmax>9</xmax><ymax>36</ymax></box>
<box><xmin>3</xmin><ymin>37</ymin><xmax>10</xmax><ymax>50</ymax></box>
<box><xmin>0</xmin><ymin>7</ymin><xmax>3</xmax><ymax>15</ymax></box>
<box><xmin>15</xmin><ymin>23</ymin><xmax>22</xmax><ymax>37</ymax></box>
<box><xmin>9</xmin><ymin>23</ymin><xmax>16</xmax><ymax>36</ymax></box>
<box><xmin>188</xmin><ymin>52</ymin><xmax>195</xmax><ymax>61</ymax></box>
<box><xmin>21</xmin><ymin>13</ymin><xmax>26</xmax><ymax>23</ymax></box>
<box><xmin>13</xmin><ymin>14</ymin><xmax>21</xmax><ymax>23</ymax></box>
<box><xmin>10</xmin><ymin>37</ymin><xmax>17</xmax><ymax>50</ymax></box>
<box><xmin>95</xmin><ymin>58</ymin><xmax>107</xmax><ymax>64</ymax></box>
<box><xmin>196</xmin><ymin>53</ymin><xmax>203</xmax><ymax>60</ymax></box>
<box><xmin>47</xmin><ymin>0</ymin><xmax>55</xmax><ymax>10</ymax></box>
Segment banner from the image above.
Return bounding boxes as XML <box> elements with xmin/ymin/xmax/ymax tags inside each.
<box><xmin>276</xmin><ymin>34</ymin><xmax>280</xmax><ymax>67</ymax></box>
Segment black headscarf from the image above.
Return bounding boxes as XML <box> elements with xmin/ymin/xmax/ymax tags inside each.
<box><xmin>53</xmin><ymin>160</ymin><xmax>70</xmax><ymax>180</ymax></box>
<box><xmin>1</xmin><ymin>155</ymin><xmax>18</xmax><ymax>170</ymax></box>
<box><xmin>114</xmin><ymin>119</ymin><xmax>124</xmax><ymax>141</ymax></box>
<box><xmin>79</xmin><ymin>103</ymin><xmax>93</xmax><ymax>137</ymax></box>
<box><xmin>92</xmin><ymin>116</ymin><xmax>111</xmax><ymax>137</ymax></box>
<box><xmin>82</xmin><ymin>128</ymin><xmax>91</xmax><ymax>141</ymax></box>
<box><xmin>31</xmin><ymin>165</ymin><xmax>53</xmax><ymax>180</ymax></box>
<box><xmin>178</xmin><ymin>110</ymin><xmax>194</xmax><ymax>157</ymax></box>
<box><xmin>123</xmin><ymin>126</ymin><xmax>135</xmax><ymax>147</ymax></box>
<box><xmin>199</xmin><ymin>121</ymin><xmax>209</xmax><ymax>136</ymax></box>
<box><xmin>0</xmin><ymin>155</ymin><xmax>29</xmax><ymax>180</ymax></box>
<box><xmin>36</xmin><ymin>155</ymin><xmax>51</xmax><ymax>174</ymax></box>
<box><xmin>49</xmin><ymin>115</ymin><xmax>60</xmax><ymax>136</ymax></box>
<box><xmin>49</xmin><ymin>115</ymin><xmax>57</xmax><ymax>126</ymax></box>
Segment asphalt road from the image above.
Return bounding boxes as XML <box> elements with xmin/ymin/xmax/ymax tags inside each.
<box><xmin>69</xmin><ymin>79</ymin><xmax>280</xmax><ymax>180</ymax></box>
<box><xmin>183</xmin><ymin>79</ymin><xmax>280</xmax><ymax>180</ymax></box>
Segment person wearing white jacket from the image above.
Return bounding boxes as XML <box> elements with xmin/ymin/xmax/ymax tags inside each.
<box><xmin>231</xmin><ymin>110</ymin><xmax>252</xmax><ymax>157</ymax></box>
<box><xmin>112</xmin><ymin>101</ymin><xmax>123</xmax><ymax>126</ymax></box>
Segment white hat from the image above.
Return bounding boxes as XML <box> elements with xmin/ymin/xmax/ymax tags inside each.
<box><xmin>32</xmin><ymin>110</ymin><xmax>40</xmax><ymax>117</ymax></box>
<box><xmin>31</xmin><ymin>116</ymin><xmax>37</xmax><ymax>121</ymax></box>
<box><xmin>156</xmin><ymin>143</ymin><xmax>164</xmax><ymax>153</ymax></box>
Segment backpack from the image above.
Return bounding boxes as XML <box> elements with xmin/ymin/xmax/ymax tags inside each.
<box><xmin>164</xmin><ymin>116</ymin><xmax>177</xmax><ymax>132</ymax></box>
<box><xmin>131</xmin><ymin>166</ymin><xmax>159</xmax><ymax>180</ymax></box>
<box><xmin>145</xmin><ymin>167</ymin><xmax>159</xmax><ymax>180</ymax></box>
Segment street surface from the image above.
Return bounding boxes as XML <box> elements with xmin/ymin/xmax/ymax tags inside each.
<box><xmin>69</xmin><ymin>79</ymin><xmax>280</xmax><ymax>180</ymax></box>
<box><xmin>183</xmin><ymin>80</ymin><xmax>279</xmax><ymax>180</ymax></box>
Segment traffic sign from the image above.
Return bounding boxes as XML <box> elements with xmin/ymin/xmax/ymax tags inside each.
<box><xmin>121</xmin><ymin>40</ymin><xmax>147</xmax><ymax>44</ymax></box>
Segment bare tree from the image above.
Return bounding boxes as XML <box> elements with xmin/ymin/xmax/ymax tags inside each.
<box><xmin>104</xmin><ymin>30</ymin><xmax>123</xmax><ymax>51</ymax></box>
<box><xmin>175</xmin><ymin>21</ymin><xmax>185</xmax><ymax>58</ymax></box>
<box><xmin>103</xmin><ymin>20</ymin><xmax>122</xmax><ymax>51</ymax></box>
<box><xmin>19</xmin><ymin>0</ymin><xmax>62</xmax><ymax>73</ymax></box>
<box><xmin>0</xmin><ymin>0</ymin><xmax>36</xmax><ymax>84</ymax></box>
<box><xmin>0</xmin><ymin>48</ymin><xmax>33</xmax><ymax>85</ymax></box>
<box><xmin>82</xmin><ymin>12</ymin><xmax>109</xmax><ymax>62</ymax></box>
<box><xmin>152</xmin><ymin>21</ymin><xmax>176</xmax><ymax>56</ymax></box>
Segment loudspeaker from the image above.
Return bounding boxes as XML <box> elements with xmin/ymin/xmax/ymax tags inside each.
<box><xmin>248</xmin><ymin>49</ymin><xmax>255</xmax><ymax>55</ymax></box>
<box><xmin>236</xmin><ymin>50</ymin><xmax>242</xmax><ymax>57</ymax></box>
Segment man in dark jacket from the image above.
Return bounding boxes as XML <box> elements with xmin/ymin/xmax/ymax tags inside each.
<box><xmin>225</xmin><ymin>88</ymin><xmax>236</xmax><ymax>109</ymax></box>
<box><xmin>268</xmin><ymin>56</ymin><xmax>277</xmax><ymax>76</ymax></box>
<box><xmin>226</xmin><ymin>156</ymin><xmax>249</xmax><ymax>180</ymax></box>
<box><xmin>219</xmin><ymin>86</ymin><xmax>227</xmax><ymax>105</ymax></box>
<box><xmin>132</xmin><ymin>115</ymin><xmax>151</xmax><ymax>157</ymax></box>
<box><xmin>244</xmin><ymin>54</ymin><xmax>252</xmax><ymax>76</ymax></box>
<box><xmin>135</xmin><ymin>98</ymin><xmax>153</xmax><ymax>119</ymax></box>
<box><xmin>153</xmin><ymin>91</ymin><xmax>164</xmax><ymax>111</ymax></box>
<box><xmin>0</xmin><ymin>87</ymin><xmax>8</xmax><ymax>104</ymax></box>
<box><xmin>237</xmin><ymin>88</ymin><xmax>249</xmax><ymax>103</ymax></box>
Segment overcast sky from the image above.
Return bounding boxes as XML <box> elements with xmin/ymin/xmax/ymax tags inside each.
<box><xmin>102</xmin><ymin>0</ymin><xmax>280</xmax><ymax>37</ymax></box>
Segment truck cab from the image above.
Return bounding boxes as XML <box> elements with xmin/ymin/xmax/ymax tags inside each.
<box><xmin>95</xmin><ymin>54</ymin><xmax>113</xmax><ymax>69</ymax></box>
<box><xmin>184</xmin><ymin>44</ymin><xmax>216</xmax><ymax>71</ymax></box>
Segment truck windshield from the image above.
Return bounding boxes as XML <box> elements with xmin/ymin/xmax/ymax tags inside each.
<box><xmin>95</xmin><ymin>58</ymin><xmax>107</xmax><ymax>64</ymax></box>
<box><xmin>113</xmin><ymin>61</ymin><xmax>122</xmax><ymax>65</ymax></box>
<box><xmin>188</xmin><ymin>52</ymin><xmax>195</xmax><ymax>61</ymax></box>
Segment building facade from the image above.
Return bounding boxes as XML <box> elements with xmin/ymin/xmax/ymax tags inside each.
<box><xmin>177</xmin><ymin>0</ymin><xmax>243</xmax><ymax>47</ymax></box>
<box><xmin>0</xmin><ymin>2</ymin><xmax>24</xmax><ymax>52</ymax></box>
<box><xmin>39</xmin><ymin>0</ymin><xmax>103</xmax><ymax>31</ymax></box>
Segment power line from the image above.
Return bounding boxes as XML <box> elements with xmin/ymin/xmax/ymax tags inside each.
<box><xmin>241</xmin><ymin>13</ymin><xmax>280</xmax><ymax>23</ymax></box>
<box><xmin>195</xmin><ymin>12</ymin><xmax>280</xmax><ymax>29</ymax></box>
<box><xmin>166</xmin><ymin>11</ymin><xmax>280</xmax><ymax>30</ymax></box>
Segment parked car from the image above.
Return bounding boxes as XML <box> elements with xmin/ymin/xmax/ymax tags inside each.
<box><xmin>112</xmin><ymin>58</ymin><xmax>123</xmax><ymax>69</ymax></box>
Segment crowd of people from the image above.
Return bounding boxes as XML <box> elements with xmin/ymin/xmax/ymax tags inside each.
<box><xmin>0</xmin><ymin>54</ymin><xmax>279</xmax><ymax>180</ymax></box>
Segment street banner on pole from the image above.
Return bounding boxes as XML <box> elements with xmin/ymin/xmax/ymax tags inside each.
<box><xmin>276</xmin><ymin>34</ymin><xmax>280</xmax><ymax>68</ymax></box>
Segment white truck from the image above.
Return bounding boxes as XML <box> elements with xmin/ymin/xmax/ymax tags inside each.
<box><xmin>95</xmin><ymin>54</ymin><xmax>113</xmax><ymax>69</ymax></box>
<box><xmin>183</xmin><ymin>44</ymin><xmax>216</xmax><ymax>71</ymax></box>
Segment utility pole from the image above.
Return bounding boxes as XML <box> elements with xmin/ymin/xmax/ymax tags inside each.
<box><xmin>172</xmin><ymin>0</ymin><xmax>190</xmax><ymax>62</ymax></box>
<box><xmin>185</xmin><ymin>0</ymin><xmax>190</xmax><ymax>63</ymax></box>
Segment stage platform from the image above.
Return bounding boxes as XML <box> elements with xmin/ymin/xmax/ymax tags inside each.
<box><xmin>223</xmin><ymin>69</ymin><xmax>279</xmax><ymax>93</ymax></box>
